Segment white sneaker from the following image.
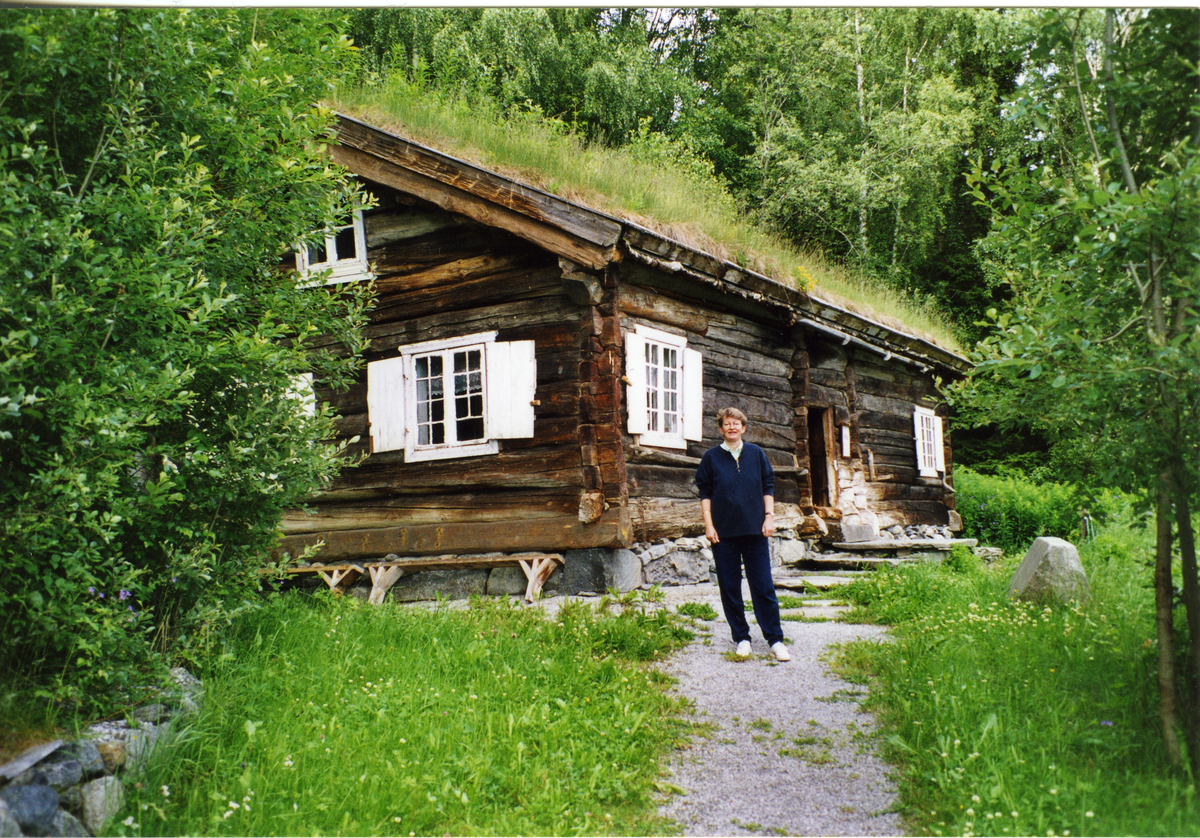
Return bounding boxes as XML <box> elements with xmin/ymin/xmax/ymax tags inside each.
<box><xmin>771</xmin><ymin>641</ymin><xmax>791</xmax><ymax>662</ymax></box>
<box><xmin>735</xmin><ymin>640</ymin><xmax>752</xmax><ymax>658</ymax></box>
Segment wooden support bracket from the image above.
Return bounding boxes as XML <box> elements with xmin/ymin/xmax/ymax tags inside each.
<box><xmin>317</xmin><ymin>565</ymin><xmax>364</xmax><ymax>595</ymax></box>
<box><xmin>367</xmin><ymin>565</ymin><xmax>406</xmax><ymax>605</ymax></box>
<box><xmin>516</xmin><ymin>554</ymin><xmax>564</xmax><ymax>603</ymax></box>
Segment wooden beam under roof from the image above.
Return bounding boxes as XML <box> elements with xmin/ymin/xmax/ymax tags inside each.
<box><xmin>333</xmin><ymin>115</ymin><xmax>622</xmax><ymax>270</ymax></box>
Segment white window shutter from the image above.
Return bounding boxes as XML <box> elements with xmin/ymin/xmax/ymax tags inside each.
<box><xmin>934</xmin><ymin>414</ymin><xmax>946</xmax><ymax>472</ymax></box>
<box><xmin>485</xmin><ymin>340</ymin><xmax>537</xmax><ymax>439</ymax></box>
<box><xmin>625</xmin><ymin>332</ymin><xmax>648</xmax><ymax>434</ymax></box>
<box><xmin>682</xmin><ymin>347</ymin><xmax>704</xmax><ymax>441</ymax></box>
<box><xmin>367</xmin><ymin>356</ymin><xmax>407</xmax><ymax>453</ymax></box>
<box><xmin>914</xmin><ymin>406</ymin><xmax>940</xmax><ymax>477</ymax></box>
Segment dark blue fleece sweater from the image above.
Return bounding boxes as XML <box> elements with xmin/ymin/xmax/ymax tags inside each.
<box><xmin>695</xmin><ymin>442</ymin><xmax>775</xmax><ymax>538</ymax></box>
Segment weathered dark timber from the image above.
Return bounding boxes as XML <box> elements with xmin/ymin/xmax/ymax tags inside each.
<box><xmin>277</xmin><ymin>508</ymin><xmax>632</xmax><ymax>562</ymax></box>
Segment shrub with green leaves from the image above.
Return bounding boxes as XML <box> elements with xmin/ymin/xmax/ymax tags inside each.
<box><xmin>954</xmin><ymin>467</ymin><xmax>1083</xmax><ymax>554</ymax></box>
<box><xmin>0</xmin><ymin>9</ymin><xmax>371</xmax><ymax>712</ymax></box>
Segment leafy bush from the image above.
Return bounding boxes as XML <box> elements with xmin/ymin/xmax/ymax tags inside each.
<box><xmin>942</xmin><ymin>544</ymin><xmax>978</xmax><ymax>574</ymax></box>
<box><xmin>0</xmin><ymin>9</ymin><xmax>370</xmax><ymax>713</ymax></box>
<box><xmin>954</xmin><ymin>467</ymin><xmax>1083</xmax><ymax>554</ymax></box>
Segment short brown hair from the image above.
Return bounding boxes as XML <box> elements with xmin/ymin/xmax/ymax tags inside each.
<box><xmin>716</xmin><ymin>407</ymin><xmax>748</xmax><ymax>429</ymax></box>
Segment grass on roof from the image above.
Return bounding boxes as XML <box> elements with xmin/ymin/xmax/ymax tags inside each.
<box><xmin>333</xmin><ymin>78</ymin><xmax>963</xmax><ymax>354</ymax></box>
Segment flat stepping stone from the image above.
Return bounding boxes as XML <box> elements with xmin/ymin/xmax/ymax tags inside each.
<box><xmin>775</xmin><ymin>574</ymin><xmax>856</xmax><ymax>590</ymax></box>
<box><xmin>831</xmin><ymin>537</ymin><xmax>978</xmax><ymax>551</ymax></box>
<box><xmin>801</xmin><ymin>554</ymin><xmax>903</xmax><ymax>570</ymax></box>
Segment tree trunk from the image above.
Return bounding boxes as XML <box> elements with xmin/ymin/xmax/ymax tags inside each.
<box><xmin>1173</xmin><ymin>478</ymin><xmax>1200</xmax><ymax>776</ymax></box>
<box><xmin>854</xmin><ymin>11</ymin><xmax>870</xmax><ymax>267</ymax></box>
<box><xmin>1156</xmin><ymin>480</ymin><xmax>1184</xmax><ymax>769</ymax></box>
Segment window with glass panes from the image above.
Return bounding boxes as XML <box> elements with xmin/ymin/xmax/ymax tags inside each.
<box><xmin>644</xmin><ymin>340</ymin><xmax>680</xmax><ymax>436</ymax></box>
<box><xmin>296</xmin><ymin>210</ymin><xmax>369</xmax><ymax>284</ymax></box>
<box><xmin>414</xmin><ymin>347</ymin><xmax>486</xmax><ymax>448</ymax></box>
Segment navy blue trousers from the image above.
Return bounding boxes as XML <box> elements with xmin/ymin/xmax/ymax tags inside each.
<box><xmin>712</xmin><ymin>534</ymin><xmax>784</xmax><ymax>645</ymax></box>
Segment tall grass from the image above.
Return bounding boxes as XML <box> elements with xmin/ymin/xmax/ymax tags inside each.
<box><xmin>110</xmin><ymin>593</ymin><xmax>694</xmax><ymax>837</ymax></box>
<box><xmin>332</xmin><ymin>78</ymin><xmax>962</xmax><ymax>353</ymax></box>
<box><xmin>955</xmin><ymin>466</ymin><xmax>1145</xmax><ymax>556</ymax></box>
<box><xmin>832</xmin><ymin>512</ymin><xmax>1200</xmax><ymax>837</ymax></box>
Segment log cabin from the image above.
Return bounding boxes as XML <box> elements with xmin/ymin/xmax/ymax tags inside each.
<box><xmin>274</xmin><ymin>113</ymin><xmax>971</xmax><ymax>597</ymax></box>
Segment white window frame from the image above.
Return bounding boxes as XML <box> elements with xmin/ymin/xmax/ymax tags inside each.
<box><xmin>914</xmin><ymin>406</ymin><xmax>945</xmax><ymax>477</ymax></box>
<box><xmin>297</xmin><ymin>209</ymin><xmax>371</xmax><ymax>285</ymax></box>
<box><xmin>367</xmin><ymin>331</ymin><xmax>536</xmax><ymax>462</ymax></box>
<box><xmin>625</xmin><ymin>324</ymin><xmax>703</xmax><ymax>450</ymax></box>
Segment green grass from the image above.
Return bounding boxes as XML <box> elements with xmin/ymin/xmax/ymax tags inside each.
<box><xmin>676</xmin><ymin>601</ymin><xmax>718</xmax><ymax>622</ymax></box>
<box><xmin>109</xmin><ymin>593</ymin><xmax>694</xmax><ymax>837</ymax></box>
<box><xmin>829</xmin><ymin>516</ymin><xmax>1200</xmax><ymax>837</ymax></box>
<box><xmin>333</xmin><ymin>79</ymin><xmax>962</xmax><ymax>353</ymax></box>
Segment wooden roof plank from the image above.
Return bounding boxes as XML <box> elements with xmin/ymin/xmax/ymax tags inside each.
<box><xmin>335</xmin><ymin>115</ymin><xmax>622</xmax><ymax>249</ymax></box>
<box><xmin>331</xmin><ymin>143</ymin><xmax>616</xmax><ymax>271</ymax></box>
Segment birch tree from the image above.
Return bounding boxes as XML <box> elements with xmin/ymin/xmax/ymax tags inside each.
<box><xmin>961</xmin><ymin>8</ymin><xmax>1200</xmax><ymax>771</ymax></box>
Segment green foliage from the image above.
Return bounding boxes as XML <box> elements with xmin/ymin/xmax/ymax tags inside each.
<box><xmin>957</xmin><ymin>9</ymin><xmax>1200</xmax><ymax>497</ymax></box>
<box><xmin>831</xmin><ymin>517</ymin><xmax>1200</xmax><ymax>837</ymax></box>
<box><xmin>348</xmin><ymin>9</ymin><xmax>689</xmax><ymax>147</ymax></box>
<box><xmin>0</xmin><ymin>9</ymin><xmax>372</xmax><ymax>713</ymax></box>
<box><xmin>117</xmin><ymin>594</ymin><xmax>691</xmax><ymax>836</ymax></box>
<box><xmin>942</xmin><ymin>544</ymin><xmax>977</xmax><ymax>574</ymax></box>
<box><xmin>954</xmin><ymin>467</ymin><xmax>1084</xmax><ymax>554</ymax></box>
<box><xmin>676</xmin><ymin>601</ymin><xmax>719</xmax><ymax>622</ymax></box>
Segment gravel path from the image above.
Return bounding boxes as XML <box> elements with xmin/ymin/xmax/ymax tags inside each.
<box><xmin>652</xmin><ymin>581</ymin><xmax>902</xmax><ymax>837</ymax></box>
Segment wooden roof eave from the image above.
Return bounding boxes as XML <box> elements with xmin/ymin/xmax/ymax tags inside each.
<box><xmin>800</xmin><ymin>297</ymin><xmax>972</xmax><ymax>376</ymax></box>
<box><xmin>331</xmin><ymin>114</ymin><xmax>622</xmax><ymax>271</ymax></box>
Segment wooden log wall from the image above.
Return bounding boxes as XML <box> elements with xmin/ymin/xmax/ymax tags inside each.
<box><xmin>851</xmin><ymin>350</ymin><xmax>956</xmax><ymax>526</ymax></box>
<box><xmin>280</xmin><ymin>193</ymin><xmax>629</xmax><ymax>561</ymax></box>
<box><xmin>792</xmin><ymin>328</ymin><xmax>956</xmax><ymax>529</ymax></box>
<box><xmin>618</xmin><ymin>276</ymin><xmax>801</xmax><ymax>541</ymax></box>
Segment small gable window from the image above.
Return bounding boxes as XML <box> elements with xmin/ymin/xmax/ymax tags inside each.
<box><xmin>297</xmin><ymin>210</ymin><xmax>370</xmax><ymax>284</ymax></box>
<box><xmin>624</xmin><ymin>324</ymin><xmax>703</xmax><ymax>450</ymax></box>
<box><xmin>913</xmin><ymin>406</ymin><xmax>945</xmax><ymax>477</ymax></box>
<box><xmin>366</xmin><ymin>332</ymin><xmax>536</xmax><ymax>462</ymax></box>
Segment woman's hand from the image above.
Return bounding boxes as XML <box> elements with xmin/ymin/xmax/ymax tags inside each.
<box><xmin>705</xmin><ymin>524</ymin><xmax>720</xmax><ymax>544</ymax></box>
<box><xmin>762</xmin><ymin>512</ymin><xmax>776</xmax><ymax>537</ymax></box>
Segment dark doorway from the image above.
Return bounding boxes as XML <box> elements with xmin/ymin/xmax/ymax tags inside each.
<box><xmin>808</xmin><ymin>407</ymin><xmax>831</xmax><ymax>507</ymax></box>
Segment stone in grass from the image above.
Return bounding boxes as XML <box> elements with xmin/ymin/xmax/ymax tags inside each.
<box><xmin>0</xmin><ymin>798</ymin><xmax>20</xmax><ymax>838</ymax></box>
<box><xmin>0</xmin><ymin>783</ymin><xmax>58</xmax><ymax>836</ymax></box>
<box><xmin>390</xmin><ymin>568</ymin><xmax>489</xmax><ymax>602</ymax></box>
<box><xmin>51</xmin><ymin>809</ymin><xmax>90</xmax><ymax>838</ymax></box>
<box><xmin>562</xmin><ymin>548</ymin><xmax>642</xmax><ymax>595</ymax></box>
<box><xmin>80</xmin><ymin>776</ymin><xmax>125</xmax><ymax>835</ymax></box>
<box><xmin>1008</xmin><ymin>537</ymin><xmax>1089</xmax><ymax>604</ymax></box>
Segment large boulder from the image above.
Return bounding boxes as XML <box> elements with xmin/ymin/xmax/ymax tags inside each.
<box><xmin>80</xmin><ymin>776</ymin><xmax>124</xmax><ymax>835</ymax></box>
<box><xmin>1008</xmin><ymin>537</ymin><xmax>1089</xmax><ymax>603</ymax></box>
<box><xmin>0</xmin><ymin>784</ymin><xmax>58</xmax><ymax>836</ymax></box>
<box><xmin>562</xmin><ymin>548</ymin><xmax>642</xmax><ymax>594</ymax></box>
<box><xmin>642</xmin><ymin>549</ymin><xmax>708</xmax><ymax>586</ymax></box>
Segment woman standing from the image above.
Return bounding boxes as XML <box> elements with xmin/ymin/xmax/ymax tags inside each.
<box><xmin>695</xmin><ymin>407</ymin><xmax>790</xmax><ymax>661</ymax></box>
